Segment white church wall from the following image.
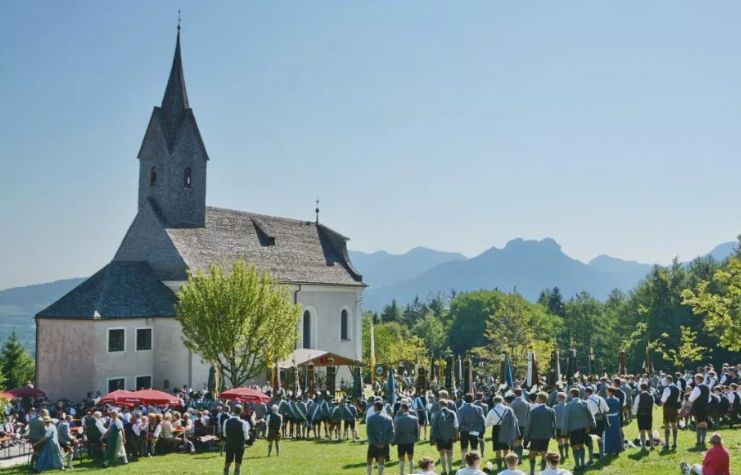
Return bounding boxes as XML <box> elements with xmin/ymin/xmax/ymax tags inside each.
<box><xmin>92</xmin><ymin>319</ymin><xmax>154</xmax><ymax>394</ymax></box>
<box><xmin>154</xmin><ymin>318</ymin><xmax>210</xmax><ymax>392</ymax></box>
<box><xmin>36</xmin><ymin>319</ymin><xmax>95</xmax><ymax>401</ymax></box>
<box><xmin>293</xmin><ymin>285</ymin><xmax>364</xmax><ymax>389</ymax></box>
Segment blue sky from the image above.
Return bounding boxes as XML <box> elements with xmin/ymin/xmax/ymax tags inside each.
<box><xmin>1</xmin><ymin>1</ymin><xmax>741</xmax><ymax>289</ymax></box>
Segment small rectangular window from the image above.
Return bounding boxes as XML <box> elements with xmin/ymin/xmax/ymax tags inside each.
<box><xmin>108</xmin><ymin>329</ymin><xmax>125</xmax><ymax>352</ymax></box>
<box><xmin>135</xmin><ymin>376</ymin><xmax>152</xmax><ymax>390</ymax></box>
<box><xmin>136</xmin><ymin>328</ymin><xmax>152</xmax><ymax>351</ymax></box>
<box><xmin>108</xmin><ymin>378</ymin><xmax>125</xmax><ymax>392</ymax></box>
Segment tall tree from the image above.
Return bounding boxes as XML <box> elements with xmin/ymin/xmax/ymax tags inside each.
<box><xmin>0</xmin><ymin>331</ymin><xmax>33</xmax><ymax>389</ymax></box>
<box><xmin>483</xmin><ymin>293</ymin><xmax>559</xmax><ymax>376</ymax></box>
<box><xmin>538</xmin><ymin>287</ymin><xmax>566</xmax><ymax>317</ymax></box>
<box><xmin>447</xmin><ymin>290</ymin><xmax>505</xmax><ymax>354</ymax></box>
<box><xmin>175</xmin><ymin>261</ymin><xmax>301</xmax><ymax>387</ymax></box>
<box><xmin>380</xmin><ymin>300</ymin><xmax>401</xmax><ymax>323</ymax></box>
<box><xmin>682</xmin><ymin>249</ymin><xmax>741</xmax><ymax>352</ymax></box>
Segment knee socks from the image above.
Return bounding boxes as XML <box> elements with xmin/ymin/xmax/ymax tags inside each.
<box><xmin>699</xmin><ymin>428</ymin><xmax>707</xmax><ymax>445</ymax></box>
<box><xmin>223</xmin><ymin>469</ymin><xmax>229</xmax><ymax>475</ymax></box>
<box><xmin>447</xmin><ymin>454</ymin><xmax>454</xmax><ymax>474</ymax></box>
<box><xmin>640</xmin><ymin>433</ymin><xmax>646</xmax><ymax>449</ymax></box>
<box><xmin>529</xmin><ymin>458</ymin><xmax>536</xmax><ymax>475</ymax></box>
<box><xmin>672</xmin><ymin>428</ymin><xmax>678</xmax><ymax>447</ymax></box>
<box><xmin>565</xmin><ymin>443</ymin><xmax>570</xmax><ymax>459</ymax></box>
<box><xmin>665</xmin><ymin>428</ymin><xmax>670</xmax><ymax>447</ymax></box>
<box><xmin>586</xmin><ymin>437</ymin><xmax>594</xmax><ymax>461</ymax></box>
<box><xmin>515</xmin><ymin>445</ymin><xmax>524</xmax><ymax>463</ymax></box>
<box><xmin>377</xmin><ymin>463</ymin><xmax>385</xmax><ymax>475</ymax></box>
<box><xmin>558</xmin><ymin>443</ymin><xmax>564</xmax><ymax>459</ymax></box>
<box><xmin>367</xmin><ymin>463</ymin><xmax>373</xmax><ymax>475</ymax></box>
<box><xmin>407</xmin><ymin>460</ymin><xmax>413</xmax><ymax>474</ymax></box>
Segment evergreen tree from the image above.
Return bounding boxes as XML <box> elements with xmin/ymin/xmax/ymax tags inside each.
<box><xmin>380</xmin><ymin>300</ymin><xmax>401</xmax><ymax>323</ymax></box>
<box><xmin>0</xmin><ymin>331</ymin><xmax>34</xmax><ymax>389</ymax></box>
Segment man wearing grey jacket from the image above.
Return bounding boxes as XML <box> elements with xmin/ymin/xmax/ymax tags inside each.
<box><xmin>393</xmin><ymin>402</ymin><xmax>419</xmax><ymax>475</ymax></box>
<box><xmin>456</xmin><ymin>393</ymin><xmax>485</xmax><ymax>470</ymax></box>
<box><xmin>367</xmin><ymin>401</ymin><xmax>395</xmax><ymax>475</ymax></box>
<box><xmin>524</xmin><ymin>392</ymin><xmax>555</xmax><ymax>475</ymax></box>
<box><xmin>561</xmin><ymin>388</ymin><xmax>596</xmax><ymax>471</ymax></box>
<box><xmin>431</xmin><ymin>399</ymin><xmax>458</xmax><ymax>475</ymax></box>
<box><xmin>511</xmin><ymin>388</ymin><xmax>531</xmax><ymax>464</ymax></box>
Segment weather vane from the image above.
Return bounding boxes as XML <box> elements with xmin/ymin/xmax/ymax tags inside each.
<box><xmin>315</xmin><ymin>198</ymin><xmax>320</xmax><ymax>224</ymax></box>
<box><xmin>177</xmin><ymin>10</ymin><xmax>182</xmax><ymax>31</ymax></box>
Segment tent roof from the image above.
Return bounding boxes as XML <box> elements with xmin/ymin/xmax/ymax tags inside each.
<box><xmin>278</xmin><ymin>349</ymin><xmax>362</xmax><ymax>368</ymax></box>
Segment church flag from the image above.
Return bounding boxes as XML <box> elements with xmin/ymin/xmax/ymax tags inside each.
<box><xmin>369</xmin><ymin>320</ymin><xmax>376</xmax><ymax>384</ymax></box>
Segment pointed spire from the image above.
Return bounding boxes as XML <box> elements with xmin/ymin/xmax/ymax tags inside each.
<box><xmin>161</xmin><ymin>28</ymin><xmax>189</xmax><ymax>113</ymax></box>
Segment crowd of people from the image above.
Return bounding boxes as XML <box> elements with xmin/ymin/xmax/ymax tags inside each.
<box><xmin>362</xmin><ymin>363</ymin><xmax>739</xmax><ymax>475</ymax></box>
<box><xmin>0</xmin><ymin>363</ymin><xmax>737</xmax><ymax>474</ymax></box>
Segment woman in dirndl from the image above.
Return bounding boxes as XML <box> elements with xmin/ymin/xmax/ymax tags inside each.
<box><xmin>103</xmin><ymin>411</ymin><xmax>128</xmax><ymax>467</ymax></box>
<box><xmin>603</xmin><ymin>388</ymin><xmax>624</xmax><ymax>456</ymax></box>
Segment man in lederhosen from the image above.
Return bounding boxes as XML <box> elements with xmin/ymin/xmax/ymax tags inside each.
<box><xmin>659</xmin><ymin>375</ymin><xmax>681</xmax><ymax>450</ymax></box>
<box><xmin>689</xmin><ymin>373</ymin><xmax>711</xmax><ymax>449</ymax></box>
<box><xmin>223</xmin><ymin>405</ymin><xmax>251</xmax><ymax>475</ymax></box>
<box><xmin>632</xmin><ymin>383</ymin><xmax>654</xmax><ymax>451</ymax></box>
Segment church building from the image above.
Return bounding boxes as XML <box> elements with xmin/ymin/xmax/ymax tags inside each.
<box><xmin>35</xmin><ymin>30</ymin><xmax>366</xmax><ymax>401</ymax></box>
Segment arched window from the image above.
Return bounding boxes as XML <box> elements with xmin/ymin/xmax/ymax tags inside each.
<box><xmin>340</xmin><ymin>309</ymin><xmax>349</xmax><ymax>340</ymax></box>
<box><xmin>150</xmin><ymin>166</ymin><xmax>157</xmax><ymax>186</ymax></box>
<box><xmin>184</xmin><ymin>167</ymin><xmax>192</xmax><ymax>188</ymax></box>
<box><xmin>302</xmin><ymin>310</ymin><xmax>311</xmax><ymax>349</ymax></box>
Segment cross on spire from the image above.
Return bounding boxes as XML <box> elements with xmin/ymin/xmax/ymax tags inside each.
<box><xmin>177</xmin><ymin>10</ymin><xmax>182</xmax><ymax>31</ymax></box>
<box><xmin>315</xmin><ymin>199</ymin><xmax>320</xmax><ymax>224</ymax></box>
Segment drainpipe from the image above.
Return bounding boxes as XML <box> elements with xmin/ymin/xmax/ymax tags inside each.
<box><xmin>294</xmin><ymin>284</ymin><xmax>302</xmax><ymax>348</ymax></box>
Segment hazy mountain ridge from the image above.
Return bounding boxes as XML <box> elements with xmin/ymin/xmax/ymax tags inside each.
<box><xmin>359</xmin><ymin>239</ymin><xmax>737</xmax><ymax>310</ymax></box>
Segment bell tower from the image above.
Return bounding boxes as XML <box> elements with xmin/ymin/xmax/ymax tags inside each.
<box><xmin>136</xmin><ymin>27</ymin><xmax>208</xmax><ymax>227</ymax></box>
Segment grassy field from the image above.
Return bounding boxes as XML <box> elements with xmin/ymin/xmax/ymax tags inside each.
<box><xmin>2</xmin><ymin>409</ymin><xmax>738</xmax><ymax>474</ymax></box>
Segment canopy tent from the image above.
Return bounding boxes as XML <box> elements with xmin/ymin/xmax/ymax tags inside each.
<box><xmin>277</xmin><ymin>349</ymin><xmax>362</xmax><ymax>368</ymax></box>
<box><xmin>122</xmin><ymin>389</ymin><xmax>180</xmax><ymax>406</ymax></box>
<box><xmin>9</xmin><ymin>387</ymin><xmax>45</xmax><ymax>399</ymax></box>
<box><xmin>220</xmin><ymin>387</ymin><xmax>271</xmax><ymax>404</ymax></box>
<box><xmin>100</xmin><ymin>390</ymin><xmax>136</xmax><ymax>406</ymax></box>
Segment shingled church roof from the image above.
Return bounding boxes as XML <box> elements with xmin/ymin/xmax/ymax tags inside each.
<box><xmin>163</xmin><ymin>206</ymin><xmax>364</xmax><ymax>286</ymax></box>
<box><xmin>36</xmin><ymin>261</ymin><xmax>177</xmax><ymax>319</ymax></box>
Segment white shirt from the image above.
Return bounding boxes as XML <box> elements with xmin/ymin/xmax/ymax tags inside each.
<box><xmin>222</xmin><ymin>416</ymin><xmax>251</xmax><ymax>440</ymax></box>
<box><xmin>498</xmin><ymin>469</ymin><xmax>526</xmax><ymax>475</ymax></box>
<box><xmin>660</xmin><ymin>385</ymin><xmax>679</xmax><ymax>404</ymax></box>
<box><xmin>539</xmin><ymin>468</ymin><xmax>573</xmax><ymax>475</ymax></box>
<box><xmin>95</xmin><ymin>419</ymin><xmax>107</xmax><ymax>436</ymax></box>
<box><xmin>585</xmin><ymin>395</ymin><xmax>609</xmax><ymax>416</ymax></box>
<box><xmin>485</xmin><ymin>403</ymin><xmax>507</xmax><ymax>427</ymax></box>
<box><xmin>153</xmin><ymin>423</ymin><xmax>162</xmax><ymax>438</ymax></box>
<box><xmin>688</xmin><ymin>386</ymin><xmax>710</xmax><ymax>404</ymax></box>
<box><xmin>455</xmin><ymin>468</ymin><xmax>486</xmax><ymax>475</ymax></box>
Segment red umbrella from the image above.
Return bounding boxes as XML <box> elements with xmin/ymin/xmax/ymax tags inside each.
<box><xmin>100</xmin><ymin>390</ymin><xmax>136</xmax><ymax>406</ymax></box>
<box><xmin>0</xmin><ymin>391</ymin><xmax>14</xmax><ymax>400</ymax></box>
<box><xmin>220</xmin><ymin>387</ymin><xmax>270</xmax><ymax>404</ymax></box>
<box><xmin>8</xmin><ymin>387</ymin><xmax>45</xmax><ymax>398</ymax></box>
<box><xmin>122</xmin><ymin>389</ymin><xmax>180</xmax><ymax>406</ymax></box>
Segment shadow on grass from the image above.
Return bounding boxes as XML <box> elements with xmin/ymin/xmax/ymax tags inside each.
<box><xmin>628</xmin><ymin>449</ymin><xmax>651</xmax><ymax>461</ymax></box>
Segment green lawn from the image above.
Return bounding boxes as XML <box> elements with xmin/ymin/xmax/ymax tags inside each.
<box><xmin>3</xmin><ymin>410</ymin><xmax>738</xmax><ymax>474</ymax></box>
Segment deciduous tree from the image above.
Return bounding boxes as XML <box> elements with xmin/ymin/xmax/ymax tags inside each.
<box><xmin>175</xmin><ymin>261</ymin><xmax>301</xmax><ymax>387</ymax></box>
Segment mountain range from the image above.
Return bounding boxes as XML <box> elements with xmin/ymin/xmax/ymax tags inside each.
<box><xmin>351</xmin><ymin>239</ymin><xmax>737</xmax><ymax>310</ymax></box>
<box><xmin>0</xmin><ymin>239</ymin><xmax>736</xmax><ymax>351</ymax></box>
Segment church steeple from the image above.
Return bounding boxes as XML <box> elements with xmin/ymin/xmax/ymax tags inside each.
<box><xmin>159</xmin><ymin>29</ymin><xmax>190</xmax><ymax>150</ymax></box>
<box><xmin>136</xmin><ymin>25</ymin><xmax>209</xmax><ymax>228</ymax></box>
